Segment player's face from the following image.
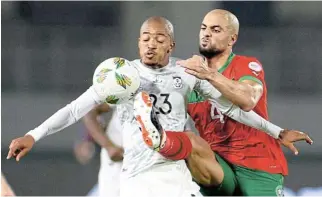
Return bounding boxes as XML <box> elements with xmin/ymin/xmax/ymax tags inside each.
<box><xmin>199</xmin><ymin>13</ymin><xmax>232</xmax><ymax>58</ymax></box>
<box><xmin>138</xmin><ymin>22</ymin><xmax>174</xmax><ymax>67</ymax></box>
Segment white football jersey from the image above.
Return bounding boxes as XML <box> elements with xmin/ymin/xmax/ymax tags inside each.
<box><xmin>117</xmin><ymin>57</ymin><xmax>229</xmax><ymax>178</ymax></box>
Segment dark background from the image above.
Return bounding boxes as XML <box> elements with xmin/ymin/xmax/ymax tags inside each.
<box><xmin>2</xmin><ymin>1</ymin><xmax>322</xmax><ymax>196</ymax></box>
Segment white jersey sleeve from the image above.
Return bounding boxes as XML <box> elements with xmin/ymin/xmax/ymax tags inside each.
<box><xmin>26</xmin><ymin>86</ymin><xmax>104</xmax><ymax>141</ymax></box>
<box><xmin>194</xmin><ymin>79</ymin><xmax>282</xmax><ymax>139</ymax></box>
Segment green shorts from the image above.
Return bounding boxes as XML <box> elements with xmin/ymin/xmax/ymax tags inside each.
<box><xmin>199</xmin><ymin>154</ymin><xmax>284</xmax><ymax>196</ymax></box>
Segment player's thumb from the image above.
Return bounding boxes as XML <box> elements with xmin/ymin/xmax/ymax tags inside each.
<box><xmin>288</xmin><ymin>144</ymin><xmax>299</xmax><ymax>155</ymax></box>
<box><xmin>16</xmin><ymin>148</ymin><xmax>29</xmax><ymax>162</ymax></box>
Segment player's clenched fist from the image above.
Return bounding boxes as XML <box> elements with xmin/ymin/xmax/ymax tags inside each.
<box><xmin>278</xmin><ymin>129</ymin><xmax>313</xmax><ymax>155</ymax></box>
<box><xmin>106</xmin><ymin>145</ymin><xmax>124</xmax><ymax>162</ymax></box>
<box><xmin>7</xmin><ymin>135</ymin><xmax>35</xmax><ymax>161</ymax></box>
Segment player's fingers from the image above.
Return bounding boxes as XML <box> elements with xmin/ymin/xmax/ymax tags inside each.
<box><xmin>185</xmin><ymin>69</ymin><xmax>204</xmax><ymax>79</ymax></box>
<box><xmin>294</xmin><ymin>132</ymin><xmax>313</xmax><ymax>145</ymax></box>
<box><xmin>7</xmin><ymin>149</ymin><xmax>14</xmax><ymax>159</ymax></box>
<box><xmin>178</xmin><ymin>61</ymin><xmax>196</xmax><ymax>70</ymax></box>
<box><xmin>288</xmin><ymin>143</ymin><xmax>299</xmax><ymax>155</ymax></box>
<box><xmin>7</xmin><ymin>143</ymin><xmax>20</xmax><ymax>159</ymax></box>
<box><xmin>304</xmin><ymin>134</ymin><xmax>313</xmax><ymax>145</ymax></box>
<box><xmin>185</xmin><ymin>69</ymin><xmax>197</xmax><ymax>76</ymax></box>
<box><xmin>16</xmin><ymin>148</ymin><xmax>29</xmax><ymax>162</ymax></box>
<box><xmin>176</xmin><ymin>60</ymin><xmax>187</xmax><ymax>66</ymax></box>
<box><xmin>9</xmin><ymin>140</ymin><xmax>18</xmax><ymax>149</ymax></box>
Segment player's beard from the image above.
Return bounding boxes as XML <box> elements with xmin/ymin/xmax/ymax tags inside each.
<box><xmin>199</xmin><ymin>45</ymin><xmax>223</xmax><ymax>59</ymax></box>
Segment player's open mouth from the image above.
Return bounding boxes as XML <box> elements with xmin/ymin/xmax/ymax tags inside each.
<box><xmin>201</xmin><ymin>38</ymin><xmax>209</xmax><ymax>46</ymax></box>
<box><xmin>145</xmin><ymin>52</ymin><xmax>156</xmax><ymax>58</ymax></box>
<box><xmin>201</xmin><ymin>39</ymin><xmax>210</xmax><ymax>47</ymax></box>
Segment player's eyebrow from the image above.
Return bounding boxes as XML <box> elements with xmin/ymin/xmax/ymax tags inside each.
<box><xmin>201</xmin><ymin>23</ymin><xmax>223</xmax><ymax>30</ymax></box>
<box><xmin>142</xmin><ymin>31</ymin><xmax>168</xmax><ymax>37</ymax></box>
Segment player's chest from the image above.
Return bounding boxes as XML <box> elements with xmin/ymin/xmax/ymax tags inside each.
<box><xmin>221</xmin><ymin>65</ymin><xmax>237</xmax><ymax>80</ymax></box>
<box><xmin>138</xmin><ymin>73</ymin><xmax>191</xmax><ymax>95</ymax></box>
<box><xmin>137</xmin><ymin>73</ymin><xmax>191</xmax><ymax>115</ymax></box>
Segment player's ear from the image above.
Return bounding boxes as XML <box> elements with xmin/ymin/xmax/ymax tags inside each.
<box><xmin>168</xmin><ymin>42</ymin><xmax>176</xmax><ymax>53</ymax></box>
<box><xmin>138</xmin><ymin>37</ymin><xmax>141</xmax><ymax>47</ymax></box>
<box><xmin>171</xmin><ymin>42</ymin><xmax>176</xmax><ymax>49</ymax></box>
<box><xmin>229</xmin><ymin>34</ymin><xmax>238</xmax><ymax>46</ymax></box>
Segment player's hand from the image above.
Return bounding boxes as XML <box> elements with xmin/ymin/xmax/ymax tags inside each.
<box><xmin>7</xmin><ymin>135</ymin><xmax>35</xmax><ymax>162</ymax></box>
<box><xmin>278</xmin><ymin>129</ymin><xmax>313</xmax><ymax>155</ymax></box>
<box><xmin>177</xmin><ymin>55</ymin><xmax>216</xmax><ymax>80</ymax></box>
<box><xmin>106</xmin><ymin>145</ymin><xmax>124</xmax><ymax>162</ymax></box>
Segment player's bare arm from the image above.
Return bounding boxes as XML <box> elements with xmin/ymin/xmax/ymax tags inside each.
<box><xmin>178</xmin><ymin>55</ymin><xmax>263</xmax><ymax>111</ymax></box>
<box><xmin>83</xmin><ymin>103</ymin><xmax>123</xmax><ymax>161</ymax></box>
<box><xmin>1</xmin><ymin>173</ymin><xmax>16</xmax><ymax>196</ymax></box>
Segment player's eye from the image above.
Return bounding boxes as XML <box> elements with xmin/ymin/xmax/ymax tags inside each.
<box><xmin>156</xmin><ymin>37</ymin><xmax>165</xmax><ymax>43</ymax></box>
<box><xmin>141</xmin><ymin>35</ymin><xmax>150</xmax><ymax>41</ymax></box>
<box><xmin>200</xmin><ymin>27</ymin><xmax>206</xmax><ymax>30</ymax></box>
<box><xmin>213</xmin><ymin>29</ymin><xmax>221</xmax><ymax>33</ymax></box>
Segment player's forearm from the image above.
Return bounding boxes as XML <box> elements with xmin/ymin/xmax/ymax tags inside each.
<box><xmin>206</xmin><ymin>72</ymin><xmax>257</xmax><ymax>111</ymax></box>
<box><xmin>26</xmin><ymin>86</ymin><xmax>103</xmax><ymax>142</ymax></box>
<box><xmin>224</xmin><ymin>105</ymin><xmax>282</xmax><ymax>139</ymax></box>
<box><xmin>83</xmin><ymin>113</ymin><xmax>116</xmax><ymax>149</ymax></box>
<box><xmin>1</xmin><ymin>174</ymin><xmax>15</xmax><ymax>196</ymax></box>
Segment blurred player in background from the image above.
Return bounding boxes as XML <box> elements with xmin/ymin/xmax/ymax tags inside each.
<box><xmin>176</xmin><ymin>9</ymin><xmax>314</xmax><ymax>196</ymax></box>
<box><xmin>74</xmin><ymin>103</ymin><xmax>123</xmax><ymax>197</ymax></box>
<box><xmin>6</xmin><ymin>16</ymin><xmax>311</xmax><ymax>197</ymax></box>
<box><xmin>1</xmin><ymin>173</ymin><xmax>16</xmax><ymax>196</ymax></box>
<box><xmin>73</xmin><ymin>127</ymin><xmax>98</xmax><ymax>196</ymax></box>
<box><xmin>73</xmin><ymin>128</ymin><xmax>96</xmax><ymax>166</ymax></box>
<box><xmin>82</xmin><ymin>103</ymin><xmax>123</xmax><ymax>197</ymax></box>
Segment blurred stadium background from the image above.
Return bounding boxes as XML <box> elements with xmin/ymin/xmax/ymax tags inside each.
<box><xmin>1</xmin><ymin>1</ymin><xmax>322</xmax><ymax>196</ymax></box>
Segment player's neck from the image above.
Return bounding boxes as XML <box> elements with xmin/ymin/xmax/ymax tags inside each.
<box><xmin>207</xmin><ymin>50</ymin><xmax>232</xmax><ymax>71</ymax></box>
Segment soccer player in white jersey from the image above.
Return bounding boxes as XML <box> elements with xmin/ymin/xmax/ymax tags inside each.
<box><xmin>82</xmin><ymin>103</ymin><xmax>123</xmax><ymax>197</ymax></box>
<box><xmin>6</xmin><ymin>16</ymin><xmax>309</xmax><ymax>197</ymax></box>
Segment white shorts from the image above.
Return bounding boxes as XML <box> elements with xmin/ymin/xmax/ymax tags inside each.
<box><xmin>120</xmin><ymin>163</ymin><xmax>202</xmax><ymax>197</ymax></box>
<box><xmin>98</xmin><ymin>161</ymin><xmax>122</xmax><ymax>197</ymax></box>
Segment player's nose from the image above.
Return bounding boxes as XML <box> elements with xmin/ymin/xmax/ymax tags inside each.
<box><xmin>147</xmin><ymin>40</ymin><xmax>157</xmax><ymax>49</ymax></box>
<box><xmin>202</xmin><ymin>28</ymin><xmax>212</xmax><ymax>37</ymax></box>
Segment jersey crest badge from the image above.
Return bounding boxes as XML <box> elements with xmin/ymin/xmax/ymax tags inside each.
<box><xmin>275</xmin><ymin>185</ymin><xmax>284</xmax><ymax>197</ymax></box>
<box><xmin>173</xmin><ymin>76</ymin><xmax>183</xmax><ymax>89</ymax></box>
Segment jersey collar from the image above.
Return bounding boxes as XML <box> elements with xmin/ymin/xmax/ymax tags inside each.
<box><xmin>218</xmin><ymin>52</ymin><xmax>235</xmax><ymax>73</ymax></box>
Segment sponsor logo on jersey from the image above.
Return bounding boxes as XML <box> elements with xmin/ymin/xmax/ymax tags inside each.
<box><xmin>153</xmin><ymin>76</ymin><xmax>163</xmax><ymax>84</ymax></box>
<box><xmin>173</xmin><ymin>76</ymin><xmax>183</xmax><ymax>89</ymax></box>
<box><xmin>248</xmin><ymin>62</ymin><xmax>262</xmax><ymax>72</ymax></box>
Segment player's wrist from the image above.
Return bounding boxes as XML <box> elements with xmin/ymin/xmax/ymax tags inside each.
<box><xmin>205</xmin><ymin>68</ymin><xmax>219</xmax><ymax>82</ymax></box>
<box><xmin>24</xmin><ymin>133</ymin><xmax>37</xmax><ymax>143</ymax></box>
<box><xmin>278</xmin><ymin>129</ymin><xmax>286</xmax><ymax>140</ymax></box>
<box><xmin>103</xmin><ymin>142</ymin><xmax>117</xmax><ymax>150</ymax></box>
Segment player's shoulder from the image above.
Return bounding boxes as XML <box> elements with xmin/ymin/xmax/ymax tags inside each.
<box><xmin>169</xmin><ymin>56</ymin><xmax>186</xmax><ymax>73</ymax></box>
<box><xmin>130</xmin><ymin>59</ymin><xmax>141</xmax><ymax>65</ymax></box>
<box><xmin>234</xmin><ymin>54</ymin><xmax>264</xmax><ymax>72</ymax></box>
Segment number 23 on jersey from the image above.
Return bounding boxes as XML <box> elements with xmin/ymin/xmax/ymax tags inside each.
<box><xmin>149</xmin><ymin>93</ymin><xmax>172</xmax><ymax>115</ymax></box>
